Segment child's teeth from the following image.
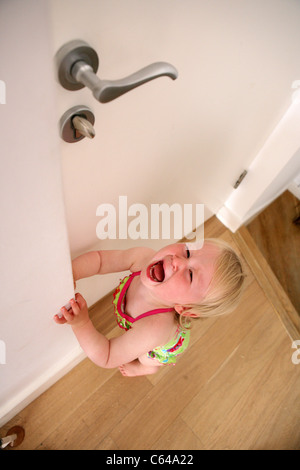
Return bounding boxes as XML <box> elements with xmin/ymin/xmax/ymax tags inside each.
<box><xmin>150</xmin><ymin>264</ymin><xmax>158</xmax><ymax>281</ymax></box>
<box><xmin>150</xmin><ymin>261</ymin><xmax>164</xmax><ymax>282</ymax></box>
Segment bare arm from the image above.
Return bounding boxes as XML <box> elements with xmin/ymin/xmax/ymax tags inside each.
<box><xmin>54</xmin><ymin>293</ymin><xmax>170</xmax><ymax>369</ymax></box>
<box><xmin>72</xmin><ymin>247</ymin><xmax>155</xmax><ymax>282</ymax></box>
<box><xmin>72</xmin><ymin>251</ymin><xmax>101</xmax><ymax>282</ymax></box>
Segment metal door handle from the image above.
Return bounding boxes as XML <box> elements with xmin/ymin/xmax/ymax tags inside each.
<box><xmin>56</xmin><ymin>40</ymin><xmax>178</xmax><ymax>103</ymax></box>
<box><xmin>59</xmin><ymin>105</ymin><xmax>95</xmax><ymax>143</ymax></box>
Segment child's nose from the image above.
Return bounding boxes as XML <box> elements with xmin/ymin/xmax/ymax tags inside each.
<box><xmin>172</xmin><ymin>255</ymin><xmax>186</xmax><ymax>271</ymax></box>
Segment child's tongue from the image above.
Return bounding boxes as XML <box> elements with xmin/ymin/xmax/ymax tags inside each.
<box><xmin>153</xmin><ymin>262</ymin><xmax>164</xmax><ymax>282</ymax></box>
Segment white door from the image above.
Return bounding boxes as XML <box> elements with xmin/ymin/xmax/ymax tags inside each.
<box><xmin>51</xmin><ymin>0</ymin><xmax>300</xmax><ymax>243</ymax></box>
<box><xmin>2</xmin><ymin>0</ymin><xmax>300</xmax><ymax>425</ymax></box>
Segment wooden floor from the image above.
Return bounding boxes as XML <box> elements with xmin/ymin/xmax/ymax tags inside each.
<box><xmin>247</xmin><ymin>190</ymin><xmax>300</xmax><ymax>315</ymax></box>
<box><xmin>1</xmin><ymin>217</ymin><xmax>300</xmax><ymax>450</ymax></box>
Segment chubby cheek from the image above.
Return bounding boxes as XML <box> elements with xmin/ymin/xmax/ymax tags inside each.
<box><xmin>153</xmin><ymin>281</ymin><xmax>189</xmax><ymax>305</ymax></box>
<box><xmin>153</xmin><ymin>243</ymin><xmax>184</xmax><ymax>262</ymax></box>
<box><xmin>139</xmin><ymin>270</ymin><xmax>174</xmax><ymax>301</ymax></box>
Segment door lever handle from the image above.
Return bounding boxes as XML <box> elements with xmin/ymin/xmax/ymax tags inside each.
<box><xmin>56</xmin><ymin>40</ymin><xmax>178</xmax><ymax>103</ymax></box>
<box><xmin>72</xmin><ymin>60</ymin><xmax>178</xmax><ymax>103</ymax></box>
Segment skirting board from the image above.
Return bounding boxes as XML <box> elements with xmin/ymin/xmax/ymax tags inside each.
<box><xmin>0</xmin><ymin>346</ymin><xmax>85</xmax><ymax>427</ymax></box>
<box><xmin>216</xmin><ymin>205</ymin><xmax>242</xmax><ymax>233</ymax></box>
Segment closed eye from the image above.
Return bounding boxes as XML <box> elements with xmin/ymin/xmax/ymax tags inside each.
<box><xmin>185</xmin><ymin>246</ymin><xmax>193</xmax><ymax>282</ymax></box>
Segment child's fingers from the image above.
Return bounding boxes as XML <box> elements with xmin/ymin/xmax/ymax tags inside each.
<box><xmin>60</xmin><ymin>306</ymin><xmax>74</xmax><ymax>322</ymax></box>
<box><xmin>53</xmin><ymin>314</ymin><xmax>68</xmax><ymax>324</ymax></box>
<box><xmin>74</xmin><ymin>292</ymin><xmax>87</xmax><ymax>309</ymax></box>
<box><xmin>69</xmin><ymin>298</ymin><xmax>80</xmax><ymax>316</ymax></box>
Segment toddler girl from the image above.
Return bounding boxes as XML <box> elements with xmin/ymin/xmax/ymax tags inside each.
<box><xmin>54</xmin><ymin>239</ymin><xmax>245</xmax><ymax>377</ymax></box>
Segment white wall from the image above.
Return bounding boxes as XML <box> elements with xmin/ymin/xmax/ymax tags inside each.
<box><xmin>0</xmin><ymin>1</ymin><xmax>79</xmax><ymax>425</ymax></box>
<box><xmin>217</xmin><ymin>99</ymin><xmax>300</xmax><ymax>230</ymax></box>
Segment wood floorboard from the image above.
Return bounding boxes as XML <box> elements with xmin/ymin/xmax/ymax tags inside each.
<box><xmin>151</xmin><ymin>416</ymin><xmax>206</xmax><ymax>450</ymax></box>
<box><xmin>181</xmin><ymin>301</ymin><xmax>288</xmax><ymax>449</ymax></box>
<box><xmin>1</xmin><ymin>216</ymin><xmax>299</xmax><ymax>450</ymax></box>
<box><xmin>206</xmin><ymin>334</ymin><xmax>299</xmax><ymax>450</ymax></box>
<box><xmin>247</xmin><ymin>190</ymin><xmax>300</xmax><ymax>315</ymax></box>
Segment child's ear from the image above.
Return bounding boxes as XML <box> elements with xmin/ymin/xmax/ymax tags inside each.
<box><xmin>174</xmin><ymin>305</ymin><xmax>186</xmax><ymax>315</ymax></box>
<box><xmin>174</xmin><ymin>305</ymin><xmax>198</xmax><ymax>318</ymax></box>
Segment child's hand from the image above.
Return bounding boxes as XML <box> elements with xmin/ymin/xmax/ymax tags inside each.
<box><xmin>54</xmin><ymin>293</ymin><xmax>89</xmax><ymax>330</ymax></box>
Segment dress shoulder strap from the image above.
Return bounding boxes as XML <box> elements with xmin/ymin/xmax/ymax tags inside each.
<box><xmin>132</xmin><ymin>307</ymin><xmax>174</xmax><ymax>322</ymax></box>
<box><xmin>129</xmin><ymin>271</ymin><xmax>174</xmax><ymax>322</ymax></box>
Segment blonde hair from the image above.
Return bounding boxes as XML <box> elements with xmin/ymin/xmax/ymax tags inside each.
<box><xmin>179</xmin><ymin>238</ymin><xmax>246</xmax><ymax>327</ymax></box>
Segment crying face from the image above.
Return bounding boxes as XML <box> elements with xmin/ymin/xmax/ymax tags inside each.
<box><xmin>139</xmin><ymin>242</ymin><xmax>220</xmax><ymax>308</ymax></box>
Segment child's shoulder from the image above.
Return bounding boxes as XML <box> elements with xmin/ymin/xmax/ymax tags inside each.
<box><xmin>133</xmin><ymin>310</ymin><xmax>177</xmax><ymax>347</ymax></box>
<box><xmin>129</xmin><ymin>246</ymin><xmax>155</xmax><ymax>272</ymax></box>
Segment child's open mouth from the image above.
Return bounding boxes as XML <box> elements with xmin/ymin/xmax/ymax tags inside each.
<box><xmin>148</xmin><ymin>260</ymin><xmax>165</xmax><ymax>283</ymax></box>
